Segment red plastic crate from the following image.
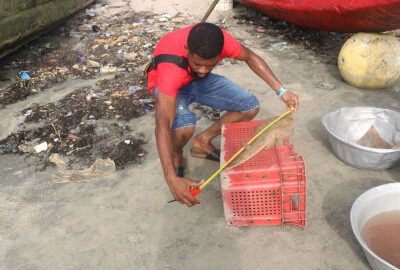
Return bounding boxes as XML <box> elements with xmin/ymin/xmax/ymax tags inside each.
<box><xmin>221</xmin><ymin>120</ymin><xmax>306</xmax><ymax>227</ymax></box>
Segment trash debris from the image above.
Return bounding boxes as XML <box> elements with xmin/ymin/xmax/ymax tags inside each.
<box><xmin>19</xmin><ymin>71</ymin><xmax>31</xmax><ymax>80</ymax></box>
<box><xmin>41</xmin><ymin>66</ymin><xmax>54</xmax><ymax>72</ymax></box>
<box><xmin>34</xmin><ymin>142</ymin><xmax>48</xmax><ymax>153</ymax></box>
<box><xmin>24</xmin><ymin>110</ymin><xmax>33</xmax><ymax>116</ymax></box>
<box><xmin>233</xmin><ymin>9</ymin><xmax>351</xmax><ymax>64</ymax></box>
<box><xmin>70</xmin><ymin>126</ymin><xmax>81</xmax><ymax>134</ymax></box>
<box><xmin>51</xmin><ymin>155</ymin><xmax>116</xmax><ymax>183</ymax></box>
<box><xmin>128</xmin><ymin>85</ymin><xmax>141</xmax><ymax>94</ymax></box>
<box><xmin>315</xmin><ymin>82</ymin><xmax>336</xmax><ymax>90</ymax></box>
<box><xmin>86</xmin><ymin>59</ymin><xmax>100</xmax><ymax>67</ymax></box>
<box><xmin>171</xmin><ymin>17</ymin><xmax>187</xmax><ymax>23</ymax></box>
<box><xmin>92</xmin><ymin>25</ymin><xmax>100</xmax><ymax>32</ymax></box>
<box><xmin>100</xmin><ymin>66</ymin><xmax>116</xmax><ymax>73</ymax></box>
<box><xmin>139</xmin><ymin>98</ymin><xmax>152</xmax><ymax>104</ymax></box>
<box><xmin>0</xmin><ymin>7</ymin><xmax>176</xmax><ymax>170</ymax></box>
<box><xmin>18</xmin><ymin>143</ymin><xmax>34</xmax><ymax>153</ymax></box>
<box><xmin>0</xmin><ymin>142</ymin><xmax>17</xmax><ymax>153</ymax></box>
<box><xmin>193</xmin><ymin>104</ymin><xmax>222</xmax><ymax>120</ymax></box>
<box><xmin>67</xmin><ymin>134</ymin><xmax>81</xmax><ymax>141</ymax></box>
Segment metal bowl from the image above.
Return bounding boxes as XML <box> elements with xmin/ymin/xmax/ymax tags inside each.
<box><xmin>321</xmin><ymin>107</ymin><xmax>400</xmax><ymax>170</ymax></box>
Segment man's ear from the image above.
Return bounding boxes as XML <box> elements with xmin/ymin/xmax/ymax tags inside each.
<box><xmin>184</xmin><ymin>44</ymin><xmax>189</xmax><ymax>54</ymax></box>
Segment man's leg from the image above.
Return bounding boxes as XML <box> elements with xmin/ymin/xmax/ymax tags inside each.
<box><xmin>190</xmin><ymin>73</ymin><xmax>260</xmax><ymax>154</ymax></box>
<box><xmin>191</xmin><ymin>109</ymin><xmax>258</xmax><ymax>154</ymax></box>
<box><xmin>169</xmin><ymin>84</ymin><xmax>197</xmax><ymax>168</ymax></box>
<box><xmin>172</xmin><ymin>126</ymin><xmax>195</xmax><ymax>167</ymax></box>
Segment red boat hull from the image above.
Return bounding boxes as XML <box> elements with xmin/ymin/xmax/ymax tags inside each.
<box><xmin>236</xmin><ymin>0</ymin><xmax>400</xmax><ymax>32</ymax></box>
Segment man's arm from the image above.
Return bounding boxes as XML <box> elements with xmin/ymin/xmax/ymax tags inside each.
<box><xmin>236</xmin><ymin>45</ymin><xmax>299</xmax><ymax>112</ymax></box>
<box><xmin>155</xmin><ymin>92</ymin><xmax>202</xmax><ymax>206</ymax></box>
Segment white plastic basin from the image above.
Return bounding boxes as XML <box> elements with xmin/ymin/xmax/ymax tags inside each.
<box><xmin>350</xmin><ymin>183</ymin><xmax>400</xmax><ymax>270</ymax></box>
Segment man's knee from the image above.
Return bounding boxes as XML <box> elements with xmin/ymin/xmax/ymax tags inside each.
<box><xmin>242</xmin><ymin>107</ymin><xmax>259</xmax><ymax>120</ymax></box>
<box><xmin>174</xmin><ymin>126</ymin><xmax>195</xmax><ymax>144</ymax></box>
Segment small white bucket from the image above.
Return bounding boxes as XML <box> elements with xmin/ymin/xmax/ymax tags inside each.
<box><xmin>350</xmin><ymin>183</ymin><xmax>400</xmax><ymax>270</ymax></box>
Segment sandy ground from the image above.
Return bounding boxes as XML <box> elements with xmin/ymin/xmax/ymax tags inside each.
<box><xmin>1</xmin><ymin>0</ymin><xmax>400</xmax><ymax>269</ymax></box>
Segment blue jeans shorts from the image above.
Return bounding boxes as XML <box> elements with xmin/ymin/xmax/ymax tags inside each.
<box><xmin>154</xmin><ymin>73</ymin><xmax>260</xmax><ymax>130</ymax></box>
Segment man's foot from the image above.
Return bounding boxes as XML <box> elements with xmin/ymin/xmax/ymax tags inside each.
<box><xmin>191</xmin><ymin>134</ymin><xmax>220</xmax><ymax>161</ymax></box>
<box><xmin>190</xmin><ymin>147</ymin><xmax>220</xmax><ymax>161</ymax></box>
<box><xmin>191</xmin><ymin>134</ymin><xmax>215</xmax><ymax>154</ymax></box>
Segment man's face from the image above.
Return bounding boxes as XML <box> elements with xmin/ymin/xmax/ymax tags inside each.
<box><xmin>185</xmin><ymin>46</ymin><xmax>219</xmax><ymax>78</ymax></box>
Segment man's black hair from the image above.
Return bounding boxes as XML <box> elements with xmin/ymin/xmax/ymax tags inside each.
<box><xmin>187</xmin><ymin>23</ymin><xmax>224</xmax><ymax>59</ymax></box>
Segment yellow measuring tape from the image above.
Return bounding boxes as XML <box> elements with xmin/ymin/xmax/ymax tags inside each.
<box><xmin>199</xmin><ymin>109</ymin><xmax>293</xmax><ymax>190</ymax></box>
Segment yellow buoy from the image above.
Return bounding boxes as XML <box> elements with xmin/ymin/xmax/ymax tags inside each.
<box><xmin>338</xmin><ymin>33</ymin><xmax>400</xmax><ymax>89</ymax></box>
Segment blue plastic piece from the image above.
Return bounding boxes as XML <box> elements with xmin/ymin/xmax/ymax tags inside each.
<box><xmin>20</xmin><ymin>71</ymin><xmax>31</xmax><ymax>80</ymax></box>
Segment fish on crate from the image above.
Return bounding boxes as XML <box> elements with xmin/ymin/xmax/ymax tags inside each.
<box><xmin>224</xmin><ymin>114</ymin><xmax>294</xmax><ymax>171</ymax></box>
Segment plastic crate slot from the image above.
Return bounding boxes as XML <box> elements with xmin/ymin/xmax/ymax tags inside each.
<box><xmin>291</xmin><ymin>194</ymin><xmax>299</xmax><ymax>211</ymax></box>
<box><xmin>229</xmin><ymin>189</ymin><xmax>281</xmax><ymax>217</ymax></box>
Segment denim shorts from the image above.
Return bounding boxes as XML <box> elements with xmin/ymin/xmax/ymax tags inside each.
<box><xmin>154</xmin><ymin>73</ymin><xmax>260</xmax><ymax>130</ymax></box>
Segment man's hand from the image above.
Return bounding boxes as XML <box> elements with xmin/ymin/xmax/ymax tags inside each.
<box><xmin>167</xmin><ymin>177</ymin><xmax>204</xmax><ymax>207</ymax></box>
<box><xmin>280</xmin><ymin>91</ymin><xmax>299</xmax><ymax>112</ymax></box>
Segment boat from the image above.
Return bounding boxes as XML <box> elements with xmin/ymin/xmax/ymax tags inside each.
<box><xmin>0</xmin><ymin>0</ymin><xmax>95</xmax><ymax>58</ymax></box>
<box><xmin>235</xmin><ymin>0</ymin><xmax>400</xmax><ymax>32</ymax></box>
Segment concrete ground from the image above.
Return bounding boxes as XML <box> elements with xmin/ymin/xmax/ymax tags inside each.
<box><xmin>0</xmin><ymin>0</ymin><xmax>399</xmax><ymax>269</ymax></box>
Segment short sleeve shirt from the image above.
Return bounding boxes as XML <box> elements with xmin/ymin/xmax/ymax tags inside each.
<box><xmin>147</xmin><ymin>24</ymin><xmax>242</xmax><ymax>97</ymax></box>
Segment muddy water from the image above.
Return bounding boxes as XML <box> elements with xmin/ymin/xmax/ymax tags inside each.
<box><xmin>361</xmin><ymin>210</ymin><xmax>400</xmax><ymax>268</ymax></box>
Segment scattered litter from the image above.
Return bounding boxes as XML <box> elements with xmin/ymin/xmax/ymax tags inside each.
<box><xmin>24</xmin><ymin>110</ymin><xmax>33</xmax><ymax>116</ymax></box>
<box><xmin>271</xmin><ymin>42</ymin><xmax>289</xmax><ymax>51</ymax></box>
<box><xmin>161</xmin><ymin>13</ymin><xmax>172</xmax><ymax>19</ymax></box>
<box><xmin>86</xmin><ymin>59</ymin><xmax>100</xmax><ymax>67</ymax></box>
<box><xmin>128</xmin><ymin>85</ymin><xmax>141</xmax><ymax>94</ymax></box>
<box><xmin>70</xmin><ymin>126</ymin><xmax>81</xmax><ymax>134</ymax></box>
<box><xmin>34</xmin><ymin>142</ymin><xmax>48</xmax><ymax>153</ymax></box>
<box><xmin>171</xmin><ymin>17</ymin><xmax>187</xmax><ymax>23</ymax></box>
<box><xmin>18</xmin><ymin>143</ymin><xmax>34</xmax><ymax>153</ymax></box>
<box><xmin>86</xmin><ymin>93</ymin><xmax>98</xmax><ymax>102</ymax></box>
<box><xmin>19</xmin><ymin>71</ymin><xmax>31</xmax><ymax>80</ymax></box>
<box><xmin>85</xmin><ymin>5</ymin><xmax>105</xmax><ymax>15</ymax></box>
<box><xmin>124</xmin><ymin>140</ymin><xmax>131</xmax><ymax>144</ymax></box>
<box><xmin>316</xmin><ymin>82</ymin><xmax>336</xmax><ymax>90</ymax></box>
<box><xmin>139</xmin><ymin>98</ymin><xmax>152</xmax><ymax>104</ymax></box>
<box><xmin>100</xmin><ymin>66</ymin><xmax>116</xmax><ymax>73</ymax></box>
<box><xmin>0</xmin><ymin>8</ymin><xmax>179</xmax><ymax>170</ymax></box>
<box><xmin>41</xmin><ymin>66</ymin><xmax>53</xmax><ymax>72</ymax></box>
<box><xmin>67</xmin><ymin>134</ymin><xmax>81</xmax><ymax>141</ymax></box>
<box><xmin>51</xmin><ymin>157</ymin><xmax>116</xmax><ymax>183</ymax></box>
<box><xmin>18</xmin><ymin>123</ymin><xmax>25</xmax><ymax>129</ymax></box>
<box><xmin>233</xmin><ymin>10</ymin><xmax>351</xmax><ymax>64</ymax></box>
<box><xmin>193</xmin><ymin>104</ymin><xmax>222</xmax><ymax>120</ymax></box>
